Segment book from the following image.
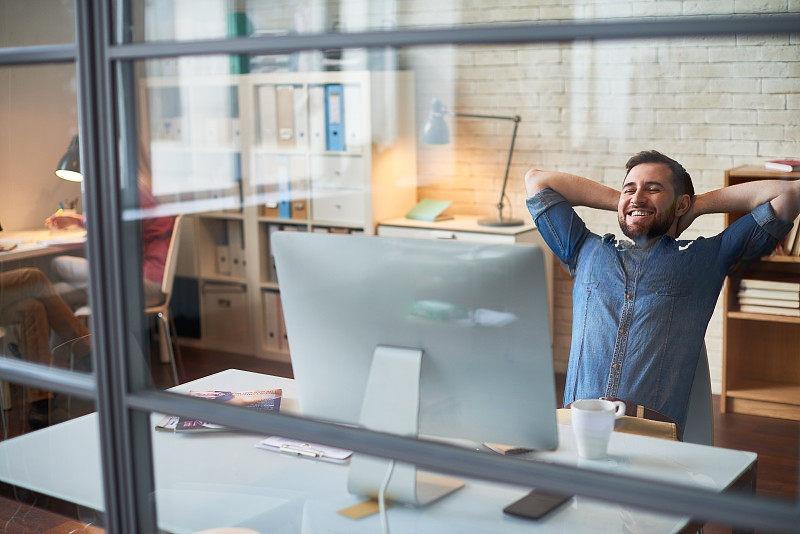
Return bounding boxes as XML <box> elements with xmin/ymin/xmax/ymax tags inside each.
<box><xmin>764</xmin><ymin>159</ymin><xmax>800</xmax><ymax>172</ymax></box>
<box><xmin>783</xmin><ymin>215</ymin><xmax>800</xmax><ymax>256</ymax></box>
<box><xmin>405</xmin><ymin>199</ymin><xmax>453</xmax><ymax>222</ymax></box>
<box><xmin>740</xmin><ymin>278</ymin><xmax>800</xmax><ymax>292</ymax></box>
<box><xmin>738</xmin><ymin>297</ymin><xmax>799</xmax><ymax>309</ymax></box>
<box><xmin>739</xmin><ymin>305</ymin><xmax>800</xmax><ymax>317</ymax></box>
<box><xmin>737</xmin><ymin>288</ymin><xmax>799</xmax><ymax>301</ymax></box>
<box><xmin>155</xmin><ymin>388</ymin><xmax>282</xmax><ymax>432</ymax></box>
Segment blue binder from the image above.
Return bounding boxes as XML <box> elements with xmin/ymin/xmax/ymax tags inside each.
<box><xmin>324</xmin><ymin>84</ymin><xmax>345</xmax><ymax>151</ymax></box>
<box><xmin>277</xmin><ymin>156</ymin><xmax>292</xmax><ymax>218</ymax></box>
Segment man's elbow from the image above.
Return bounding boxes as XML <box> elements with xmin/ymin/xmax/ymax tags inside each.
<box><xmin>524</xmin><ymin>168</ymin><xmax>550</xmax><ymax>198</ymax></box>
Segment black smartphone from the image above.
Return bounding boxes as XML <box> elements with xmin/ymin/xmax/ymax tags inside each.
<box><xmin>503</xmin><ymin>490</ymin><xmax>572</xmax><ymax>520</ymax></box>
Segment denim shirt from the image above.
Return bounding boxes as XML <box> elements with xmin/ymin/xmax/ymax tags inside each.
<box><xmin>527</xmin><ymin>188</ymin><xmax>793</xmax><ymax>426</ymax></box>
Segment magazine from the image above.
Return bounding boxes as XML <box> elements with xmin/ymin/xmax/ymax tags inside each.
<box><xmin>155</xmin><ymin>388</ymin><xmax>282</xmax><ymax>432</ymax></box>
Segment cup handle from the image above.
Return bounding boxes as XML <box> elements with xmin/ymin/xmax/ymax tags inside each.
<box><xmin>612</xmin><ymin>401</ymin><xmax>626</xmax><ymax>418</ymax></box>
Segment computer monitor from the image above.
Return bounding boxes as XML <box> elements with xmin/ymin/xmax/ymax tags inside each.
<box><xmin>272</xmin><ymin>232</ymin><xmax>557</xmax><ymax>505</ymax></box>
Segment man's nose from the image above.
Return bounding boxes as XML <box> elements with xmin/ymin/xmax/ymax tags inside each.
<box><xmin>631</xmin><ymin>190</ymin><xmax>647</xmax><ymax>205</ymax></box>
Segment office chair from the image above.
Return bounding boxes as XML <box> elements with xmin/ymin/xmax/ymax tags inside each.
<box><xmin>682</xmin><ymin>344</ymin><xmax>713</xmax><ymax>446</ymax></box>
<box><xmin>75</xmin><ymin>215</ymin><xmax>184</xmax><ymax>386</ymax></box>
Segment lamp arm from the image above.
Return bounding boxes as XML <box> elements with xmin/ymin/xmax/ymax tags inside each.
<box><xmin>497</xmin><ymin>116</ymin><xmax>521</xmax><ymax>217</ymax></box>
<box><xmin>452</xmin><ymin>112</ymin><xmax>519</xmax><ymax>122</ymax></box>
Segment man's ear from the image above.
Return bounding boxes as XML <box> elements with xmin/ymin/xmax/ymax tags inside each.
<box><xmin>675</xmin><ymin>194</ymin><xmax>692</xmax><ymax>217</ymax></box>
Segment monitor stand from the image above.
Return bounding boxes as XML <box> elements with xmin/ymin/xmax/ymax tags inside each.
<box><xmin>347</xmin><ymin>345</ymin><xmax>465</xmax><ymax>506</ymax></box>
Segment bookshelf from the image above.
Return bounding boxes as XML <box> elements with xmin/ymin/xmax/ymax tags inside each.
<box><xmin>159</xmin><ymin>71</ymin><xmax>417</xmax><ymax>362</ymax></box>
<box><xmin>721</xmin><ymin>165</ymin><xmax>800</xmax><ymax>420</ymax></box>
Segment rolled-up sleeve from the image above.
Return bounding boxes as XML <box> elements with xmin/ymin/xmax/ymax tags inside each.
<box><xmin>526</xmin><ymin>188</ymin><xmax>591</xmax><ymax>275</ymax></box>
<box><xmin>716</xmin><ymin>201</ymin><xmax>794</xmax><ymax>274</ymax></box>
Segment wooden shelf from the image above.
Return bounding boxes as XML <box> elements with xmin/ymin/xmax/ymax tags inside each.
<box><xmin>760</xmin><ymin>255</ymin><xmax>800</xmax><ymax>264</ymax></box>
<box><xmin>198</xmin><ymin>211</ymin><xmax>244</xmax><ymax>220</ymax></box>
<box><xmin>258</xmin><ymin>217</ymin><xmax>309</xmax><ymax>225</ymax></box>
<box><xmin>200</xmin><ymin>273</ymin><xmax>247</xmax><ymax>284</ymax></box>
<box><xmin>260</xmin><ymin>281</ymin><xmax>279</xmax><ymax>290</ymax></box>
<box><xmin>726</xmin><ymin>379</ymin><xmax>800</xmax><ymax>405</ymax></box>
<box><xmin>727</xmin><ymin>311</ymin><xmax>800</xmax><ymax>325</ymax></box>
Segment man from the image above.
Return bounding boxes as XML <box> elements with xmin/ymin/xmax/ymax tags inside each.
<box><xmin>525</xmin><ymin>150</ymin><xmax>800</xmax><ymax>431</ymax></box>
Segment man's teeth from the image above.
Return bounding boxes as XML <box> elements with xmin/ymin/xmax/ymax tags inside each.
<box><xmin>629</xmin><ymin>210</ymin><xmax>651</xmax><ymax>216</ymax></box>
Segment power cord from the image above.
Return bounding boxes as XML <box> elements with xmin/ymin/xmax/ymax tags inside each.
<box><xmin>378</xmin><ymin>460</ymin><xmax>395</xmax><ymax>534</ymax></box>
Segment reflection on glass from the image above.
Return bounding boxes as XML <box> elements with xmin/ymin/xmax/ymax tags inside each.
<box><xmin>0</xmin><ymin>0</ymin><xmax>75</xmax><ymax>47</ymax></box>
<box><xmin>126</xmin><ymin>28</ymin><xmax>800</xmax><ymax>530</ymax></box>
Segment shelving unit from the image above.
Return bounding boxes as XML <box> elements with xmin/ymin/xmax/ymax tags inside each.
<box><xmin>156</xmin><ymin>71</ymin><xmax>417</xmax><ymax>362</ymax></box>
<box><xmin>721</xmin><ymin>165</ymin><xmax>800</xmax><ymax>420</ymax></box>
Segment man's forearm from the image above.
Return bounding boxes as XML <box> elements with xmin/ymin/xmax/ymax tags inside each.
<box><xmin>696</xmin><ymin>180</ymin><xmax>800</xmax><ymax>221</ymax></box>
<box><xmin>524</xmin><ymin>169</ymin><xmax>619</xmax><ymax>211</ymax></box>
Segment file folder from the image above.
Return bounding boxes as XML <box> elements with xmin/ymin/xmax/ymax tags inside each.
<box><xmin>293</xmin><ymin>86</ymin><xmax>309</xmax><ymax>149</ymax></box>
<box><xmin>343</xmin><ymin>84</ymin><xmax>363</xmax><ymax>149</ymax></box>
<box><xmin>275</xmin><ymin>85</ymin><xmax>295</xmax><ymax>149</ymax></box>
<box><xmin>308</xmin><ymin>85</ymin><xmax>326</xmax><ymax>152</ymax></box>
<box><xmin>258</xmin><ymin>84</ymin><xmax>277</xmax><ymax>148</ymax></box>
<box><xmin>227</xmin><ymin>221</ymin><xmax>247</xmax><ymax>278</ymax></box>
<box><xmin>324</xmin><ymin>84</ymin><xmax>345</xmax><ymax>151</ymax></box>
<box><xmin>276</xmin><ymin>156</ymin><xmax>292</xmax><ymax>218</ymax></box>
<box><xmin>262</xmin><ymin>290</ymin><xmax>281</xmax><ymax>351</ymax></box>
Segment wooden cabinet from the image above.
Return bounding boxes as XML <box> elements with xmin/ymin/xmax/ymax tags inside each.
<box><xmin>721</xmin><ymin>165</ymin><xmax>800</xmax><ymax>420</ymax></box>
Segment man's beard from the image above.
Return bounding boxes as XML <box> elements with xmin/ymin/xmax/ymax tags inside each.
<box><xmin>618</xmin><ymin>206</ymin><xmax>676</xmax><ymax>241</ymax></box>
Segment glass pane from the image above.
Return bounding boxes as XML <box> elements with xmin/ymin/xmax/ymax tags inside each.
<box><xmin>119</xmin><ymin>0</ymin><xmax>795</xmax><ymax>44</ymax></box>
<box><xmin>0</xmin><ymin>0</ymin><xmax>75</xmax><ymax>47</ymax></box>
<box><xmin>0</xmin><ymin>380</ymin><xmax>103</xmax><ymax>532</ymax></box>
<box><xmin>119</xmin><ymin>30</ymin><xmax>799</xmax><ymax>531</ymax></box>
<box><xmin>0</xmin><ymin>64</ymin><xmax>94</xmax><ymax>377</ymax></box>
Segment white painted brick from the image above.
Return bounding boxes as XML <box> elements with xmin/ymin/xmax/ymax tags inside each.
<box><xmin>735</xmin><ymin>62</ymin><xmax>799</xmax><ymax>77</ymax></box>
<box><xmin>657</xmin><ymin>109</ymin><xmax>706</xmax><ymax>124</ymax></box>
<box><xmin>681</xmin><ymin>155</ymin><xmax>736</xmax><ymax>170</ymax></box>
<box><xmin>706</xmin><ymin>140</ymin><xmax>758</xmax><ymax>155</ymax></box>
<box><xmin>736</xmin><ymin>34</ymin><xmax>791</xmax><ymax>46</ymax></box>
<box><xmin>731</xmin><ymin>125</ymin><xmax>786</xmax><ymax>140</ymax></box>
<box><xmin>683</xmin><ymin>0</ymin><xmax>735</xmax><ymax>14</ymax></box>
<box><xmin>758</xmin><ymin>110</ymin><xmax>800</xmax><ymax>125</ymax></box>
<box><xmin>680</xmin><ymin>63</ymin><xmax>734</xmax><ymax>77</ymax></box>
<box><xmin>762</xmin><ymin>78</ymin><xmax>800</xmax><ymax>93</ymax></box>
<box><xmin>517</xmin><ymin>48</ymin><xmax>562</xmax><ymax>64</ymax></box>
<box><xmin>679</xmin><ymin>93</ymin><xmax>734</xmax><ymax>108</ymax></box>
<box><xmin>660</xmin><ymin>78</ymin><xmax>709</xmax><ymax>93</ymax></box>
<box><xmin>474</xmin><ymin>49</ymin><xmax>518</xmax><ymax>66</ymax></box>
<box><xmin>708</xmin><ymin>46</ymin><xmax>762</xmax><ymax>62</ymax></box>
<box><xmin>785</xmin><ymin>126</ymin><xmax>800</xmax><ymax>141</ymax></box>
<box><xmin>539</xmin><ymin>5</ymin><xmax>574</xmax><ymax>19</ymax></box>
<box><xmin>733</xmin><ymin>0</ymin><xmax>789</xmax><ymax>13</ymax></box>
<box><xmin>706</xmin><ymin>109</ymin><xmax>758</xmax><ymax>124</ymax></box>
<box><xmin>791</xmin><ymin>0</ymin><xmax>800</xmax><ymax>8</ymax></box>
<box><xmin>759</xmin><ymin>140</ymin><xmax>800</xmax><ymax>155</ymax></box>
<box><xmin>761</xmin><ymin>45</ymin><xmax>800</xmax><ymax>61</ymax></box>
<box><xmin>667</xmin><ymin>47</ymin><xmax>710</xmax><ymax>63</ymax></box>
<box><xmin>733</xmin><ymin>94</ymin><xmax>786</xmax><ymax>109</ymax></box>
<box><xmin>631</xmin><ymin>0</ymin><xmax>683</xmax><ymax>16</ymax></box>
<box><xmin>707</xmin><ymin>77</ymin><xmax>760</xmax><ymax>93</ymax></box>
<box><xmin>682</xmin><ymin>124</ymin><xmax>731</xmax><ymax>139</ymax></box>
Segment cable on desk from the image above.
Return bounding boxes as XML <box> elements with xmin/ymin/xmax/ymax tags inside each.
<box><xmin>378</xmin><ymin>459</ymin><xmax>395</xmax><ymax>534</ymax></box>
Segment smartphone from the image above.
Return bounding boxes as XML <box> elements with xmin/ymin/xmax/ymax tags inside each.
<box><xmin>503</xmin><ymin>490</ymin><xmax>572</xmax><ymax>520</ymax></box>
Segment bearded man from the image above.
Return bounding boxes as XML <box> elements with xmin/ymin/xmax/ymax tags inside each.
<box><xmin>525</xmin><ymin>150</ymin><xmax>800</xmax><ymax>433</ymax></box>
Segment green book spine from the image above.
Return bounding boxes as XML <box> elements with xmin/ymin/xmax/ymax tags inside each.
<box><xmin>227</xmin><ymin>12</ymin><xmax>252</xmax><ymax>74</ymax></box>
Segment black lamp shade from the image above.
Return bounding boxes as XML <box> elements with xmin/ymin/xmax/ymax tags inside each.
<box><xmin>421</xmin><ymin>98</ymin><xmax>450</xmax><ymax>144</ymax></box>
<box><xmin>55</xmin><ymin>135</ymin><xmax>82</xmax><ymax>182</ymax></box>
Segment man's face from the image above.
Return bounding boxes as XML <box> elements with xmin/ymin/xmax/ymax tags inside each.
<box><xmin>617</xmin><ymin>162</ymin><xmax>679</xmax><ymax>241</ymax></box>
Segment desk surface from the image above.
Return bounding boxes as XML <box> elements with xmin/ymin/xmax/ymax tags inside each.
<box><xmin>0</xmin><ymin>229</ymin><xmax>86</xmax><ymax>263</ymax></box>
<box><xmin>0</xmin><ymin>369</ymin><xmax>756</xmax><ymax>533</ymax></box>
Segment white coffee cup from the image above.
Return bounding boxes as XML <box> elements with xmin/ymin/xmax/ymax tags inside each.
<box><xmin>571</xmin><ymin>399</ymin><xmax>626</xmax><ymax>459</ymax></box>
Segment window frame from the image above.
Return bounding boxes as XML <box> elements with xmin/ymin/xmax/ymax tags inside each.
<box><xmin>0</xmin><ymin>3</ymin><xmax>798</xmax><ymax>532</ymax></box>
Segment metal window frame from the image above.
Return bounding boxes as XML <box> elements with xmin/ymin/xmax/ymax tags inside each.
<box><xmin>0</xmin><ymin>5</ymin><xmax>799</xmax><ymax>533</ymax></box>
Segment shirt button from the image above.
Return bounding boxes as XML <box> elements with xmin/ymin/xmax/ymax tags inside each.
<box><xmin>625</xmin><ymin>292</ymin><xmax>633</xmax><ymax>301</ymax></box>
<box><xmin>619</xmin><ymin>327</ymin><xmax>626</xmax><ymax>335</ymax></box>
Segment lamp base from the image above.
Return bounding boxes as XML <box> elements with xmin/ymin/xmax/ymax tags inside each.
<box><xmin>478</xmin><ymin>217</ymin><xmax>525</xmax><ymax>227</ymax></box>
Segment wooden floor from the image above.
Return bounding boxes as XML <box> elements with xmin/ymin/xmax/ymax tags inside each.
<box><xmin>0</xmin><ymin>345</ymin><xmax>797</xmax><ymax>532</ymax></box>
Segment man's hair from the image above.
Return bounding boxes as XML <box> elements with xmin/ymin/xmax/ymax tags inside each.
<box><xmin>625</xmin><ymin>150</ymin><xmax>695</xmax><ymax>199</ymax></box>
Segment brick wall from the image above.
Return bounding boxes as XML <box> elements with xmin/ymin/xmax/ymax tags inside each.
<box><xmin>403</xmin><ymin>5</ymin><xmax>800</xmax><ymax>392</ymax></box>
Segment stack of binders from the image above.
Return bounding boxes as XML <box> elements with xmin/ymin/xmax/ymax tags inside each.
<box><xmin>738</xmin><ymin>278</ymin><xmax>800</xmax><ymax>317</ymax></box>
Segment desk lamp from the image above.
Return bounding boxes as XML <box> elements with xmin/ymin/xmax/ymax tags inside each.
<box><xmin>421</xmin><ymin>98</ymin><xmax>523</xmax><ymax>227</ymax></box>
<box><xmin>55</xmin><ymin>135</ymin><xmax>83</xmax><ymax>182</ymax></box>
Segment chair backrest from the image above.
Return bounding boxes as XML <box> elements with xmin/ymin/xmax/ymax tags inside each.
<box><xmin>682</xmin><ymin>344</ymin><xmax>713</xmax><ymax>446</ymax></box>
<box><xmin>160</xmin><ymin>214</ymin><xmax>183</xmax><ymax>300</ymax></box>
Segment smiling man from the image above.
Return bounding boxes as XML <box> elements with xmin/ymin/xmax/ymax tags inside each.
<box><xmin>525</xmin><ymin>150</ymin><xmax>800</xmax><ymax>434</ymax></box>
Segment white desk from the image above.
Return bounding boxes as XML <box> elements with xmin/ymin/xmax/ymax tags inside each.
<box><xmin>0</xmin><ymin>369</ymin><xmax>756</xmax><ymax>533</ymax></box>
<box><xmin>0</xmin><ymin>229</ymin><xmax>86</xmax><ymax>264</ymax></box>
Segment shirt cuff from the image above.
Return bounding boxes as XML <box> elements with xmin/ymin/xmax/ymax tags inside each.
<box><xmin>751</xmin><ymin>201</ymin><xmax>794</xmax><ymax>241</ymax></box>
<box><xmin>526</xmin><ymin>188</ymin><xmax>569</xmax><ymax>221</ymax></box>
